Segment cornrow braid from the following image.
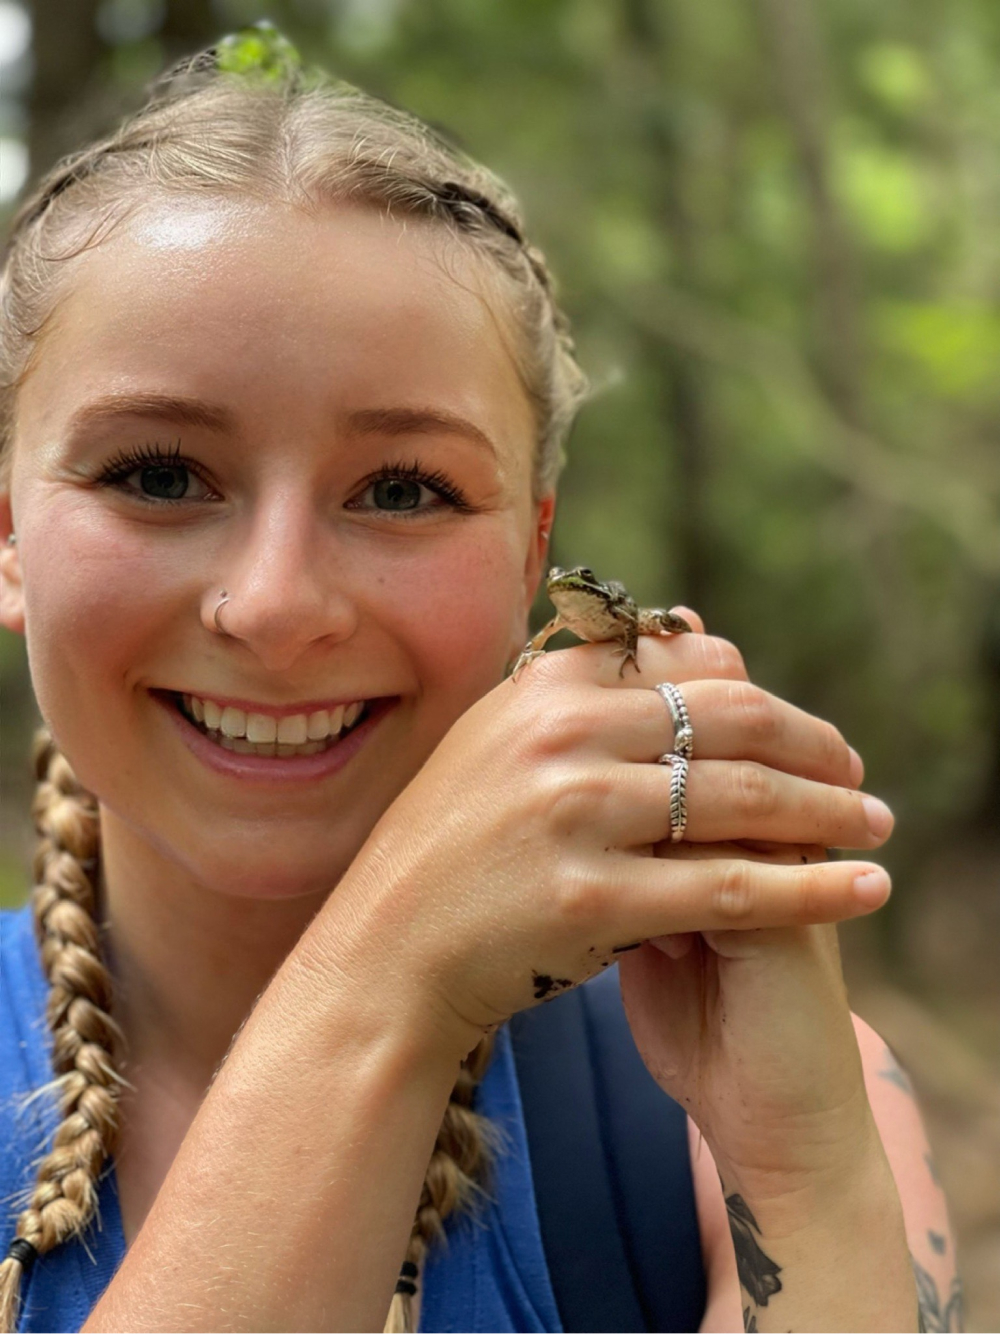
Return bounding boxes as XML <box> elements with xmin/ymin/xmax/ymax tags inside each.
<box><xmin>0</xmin><ymin>730</ymin><xmax>124</xmax><ymax>1334</ymax></box>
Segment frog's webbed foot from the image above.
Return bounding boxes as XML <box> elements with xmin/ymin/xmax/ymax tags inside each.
<box><xmin>609</xmin><ymin>642</ymin><xmax>641</xmax><ymax>678</ymax></box>
<box><xmin>639</xmin><ymin>608</ymin><xmax>693</xmax><ymax>636</ymax></box>
<box><xmin>509</xmin><ymin>616</ymin><xmax>567</xmax><ymax>682</ymax></box>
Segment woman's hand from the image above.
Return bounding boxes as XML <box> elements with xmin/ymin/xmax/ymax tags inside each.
<box><xmin>322</xmin><ymin>627</ymin><xmax>893</xmax><ymax>1062</ymax></box>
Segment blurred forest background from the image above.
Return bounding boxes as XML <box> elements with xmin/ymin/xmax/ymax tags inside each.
<box><xmin>1</xmin><ymin>0</ymin><xmax>998</xmax><ymax>1326</ymax></box>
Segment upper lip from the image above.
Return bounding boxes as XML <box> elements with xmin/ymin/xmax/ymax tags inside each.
<box><xmin>158</xmin><ymin>688</ymin><xmax>376</xmax><ymax>719</ymax></box>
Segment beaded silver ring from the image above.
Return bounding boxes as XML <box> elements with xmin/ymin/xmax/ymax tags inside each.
<box><xmin>654</xmin><ymin>681</ymin><xmax>694</xmax><ymax>760</ymax></box>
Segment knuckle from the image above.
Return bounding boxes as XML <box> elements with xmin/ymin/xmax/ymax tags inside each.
<box><xmin>525</xmin><ymin>696</ymin><xmax>591</xmax><ymax>758</ymax></box>
<box><xmin>539</xmin><ymin>765</ymin><xmax>614</xmax><ymax>833</ymax></box>
<box><xmin>705</xmin><ymin>636</ymin><xmax>747</xmax><ymax>681</ymax></box>
<box><xmin>794</xmin><ymin>864</ymin><xmax>832</xmax><ymax>922</ymax></box>
<box><xmin>714</xmin><ymin>862</ymin><xmax>757</xmax><ymax>920</ymax></box>
<box><xmin>728</xmin><ymin>681</ymin><xmax>776</xmax><ymax>746</ymax></box>
<box><xmin>818</xmin><ymin>721</ymin><xmax>849</xmax><ymax>774</ymax></box>
<box><xmin>732</xmin><ymin>761</ymin><xmax>777</xmax><ymax>821</ymax></box>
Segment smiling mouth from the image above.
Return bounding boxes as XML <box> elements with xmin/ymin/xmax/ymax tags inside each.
<box><xmin>167</xmin><ymin>691</ymin><xmax>372</xmax><ymax>758</ymax></box>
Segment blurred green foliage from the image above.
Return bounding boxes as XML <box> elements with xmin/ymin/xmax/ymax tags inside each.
<box><xmin>2</xmin><ymin>0</ymin><xmax>999</xmax><ymax>953</ymax></box>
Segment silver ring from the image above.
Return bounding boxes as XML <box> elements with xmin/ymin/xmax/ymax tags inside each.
<box><xmin>214</xmin><ymin>590</ymin><xmax>230</xmax><ymax>634</ymax></box>
<box><xmin>654</xmin><ymin>682</ymin><xmax>693</xmax><ymax>760</ymax></box>
<box><xmin>657</xmin><ymin>753</ymin><xmax>689</xmax><ymax>843</ymax></box>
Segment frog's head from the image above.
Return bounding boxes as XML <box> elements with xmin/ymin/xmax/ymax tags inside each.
<box><xmin>546</xmin><ymin>565</ymin><xmax>602</xmax><ymax>596</ymax></box>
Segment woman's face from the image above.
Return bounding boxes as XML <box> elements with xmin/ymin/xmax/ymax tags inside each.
<box><xmin>0</xmin><ymin>199</ymin><xmax>551</xmax><ymax>898</ymax></box>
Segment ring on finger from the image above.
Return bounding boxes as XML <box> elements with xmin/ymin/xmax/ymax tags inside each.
<box><xmin>654</xmin><ymin>682</ymin><xmax>694</xmax><ymax>760</ymax></box>
<box><xmin>657</xmin><ymin>753</ymin><xmax>689</xmax><ymax>843</ymax></box>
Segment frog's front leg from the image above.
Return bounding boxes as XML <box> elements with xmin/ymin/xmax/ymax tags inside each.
<box><xmin>608</xmin><ymin>622</ymin><xmax>641</xmax><ymax>678</ymax></box>
<box><xmin>509</xmin><ymin>615</ymin><xmax>569</xmax><ymax>681</ymax></box>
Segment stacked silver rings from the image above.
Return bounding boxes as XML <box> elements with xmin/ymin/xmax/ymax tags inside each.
<box><xmin>654</xmin><ymin>682</ymin><xmax>693</xmax><ymax>843</ymax></box>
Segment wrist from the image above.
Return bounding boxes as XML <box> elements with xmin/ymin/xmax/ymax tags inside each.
<box><xmin>283</xmin><ymin>868</ymin><xmax>481</xmax><ymax>1071</ymax></box>
<box><xmin>714</xmin><ymin>1116</ymin><xmax>901</xmax><ymax>1240</ymax></box>
<box><xmin>716</xmin><ymin>1128</ymin><xmax>918</xmax><ymax>1333</ymax></box>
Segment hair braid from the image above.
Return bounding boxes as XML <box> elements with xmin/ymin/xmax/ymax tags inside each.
<box><xmin>385</xmin><ymin>1033</ymin><xmax>499</xmax><ymax>1334</ymax></box>
<box><xmin>0</xmin><ymin>733</ymin><xmax>501</xmax><ymax>1334</ymax></box>
<box><xmin>0</xmin><ymin>730</ymin><xmax>124</xmax><ymax>1334</ymax></box>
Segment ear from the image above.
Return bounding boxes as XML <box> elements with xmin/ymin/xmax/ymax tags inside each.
<box><xmin>0</xmin><ymin>494</ymin><xmax>25</xmax><ymax>635</ymax></box>
<box><xmin>509</xmin><ymin>493</ymin><xmax>555</xmax><ymax>660</ymax></box>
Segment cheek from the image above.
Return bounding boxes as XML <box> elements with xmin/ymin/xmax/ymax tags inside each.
<box><xmin>375</xmin><ymin>529</ymin><xmax>525</xmax><ymax>687</ymax></box>
<box><xmin>21</xmin><ymin>513</ymin><xmax>190</xmax><ymax>724</ymax></box>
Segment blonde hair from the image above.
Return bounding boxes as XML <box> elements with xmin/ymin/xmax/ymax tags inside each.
<box><xmin>0</xmin><ymin>43</ymin><xmax>587</xmax><ymax>1334</ymax></box>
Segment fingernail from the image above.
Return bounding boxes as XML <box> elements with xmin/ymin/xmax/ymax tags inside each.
<box><xmin>853</xmin><ymin>868</ymin><xmax>891</xmax><ymax>907</ymax></box>
<box><xmin>848</xmin><ymin>747</ymin><xmax>865</xmax><ymax>787</ymax></box>
<box><xmin>862</xmin><ymin>794</ymin><xmax>894</xmax><ymax>839</ymax></box>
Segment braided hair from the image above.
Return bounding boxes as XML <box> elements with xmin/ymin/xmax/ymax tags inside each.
<box><xmin>0</xmin><ymin>29</ymin><xmax>587</xmax><ymax>1332</ymax></box>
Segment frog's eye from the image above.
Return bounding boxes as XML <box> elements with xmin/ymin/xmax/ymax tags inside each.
<box><xmin>579</xmin><ymin>567</ymin><xmax>595</xmax><ymax>580</ymax></box>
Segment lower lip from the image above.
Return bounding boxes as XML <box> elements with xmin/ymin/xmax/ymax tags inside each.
<box><xmin>153</xmin><ymin>692</ymin><xmax>397</xmax><ymax>784</ymax></box>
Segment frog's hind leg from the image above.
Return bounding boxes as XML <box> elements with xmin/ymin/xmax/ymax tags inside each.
<box><xmin>509</xmin><ymin>615</ymin><xmax>568</xmax><ymax>681</ymax></box>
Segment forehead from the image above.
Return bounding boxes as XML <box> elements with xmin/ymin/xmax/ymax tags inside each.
<box><xmin>17</xmin><ymin>197</ymin><xmax>534</xmax><ymax>461</ymax></box>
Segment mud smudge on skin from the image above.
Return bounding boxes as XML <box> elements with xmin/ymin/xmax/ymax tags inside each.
<box><xmin>532</xmin><ymin>972</ymin><xmax>573</xmax><ymax>1000</ymax></box>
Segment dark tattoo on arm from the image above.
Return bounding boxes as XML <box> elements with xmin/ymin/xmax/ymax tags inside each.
<box><xmin>723</xmin><ymin>1190</ymin><xmax>782</xmax><ymax>1331</ymax></box>
<box><xmin>912</xmin><ymin>1254</ymin><xmax>963</xmax><ymax>1331</ymax></box>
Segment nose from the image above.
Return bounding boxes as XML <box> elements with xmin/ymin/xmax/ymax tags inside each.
<box><xmin>202</xmin><ymin>504</ymin><xmax>359</xmax><ymax>672</ymax></box>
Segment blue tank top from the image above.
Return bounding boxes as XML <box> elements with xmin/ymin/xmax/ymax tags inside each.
<box><xmin>0</xmin><ymin>905</ymin><xmax>563</xmax><ymax>1333</ymax></box>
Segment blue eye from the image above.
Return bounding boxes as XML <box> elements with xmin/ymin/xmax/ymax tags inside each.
<box><xmin>95</xmin><ymin>442</ymin><xmax>215</xmax><ymax>505</ymax></box>
<box><xmin>137</xmin><ymin>464</ymin><xmax>190</xmax><ymax>500</ymax></box>
<box><xmin>371</xmin><ymin>477</ymin><xmax>423</xmax><ymax>511</ymax></box>
<box><xmin>350</xmin><ymin>463</ymin><xmax>473</xmax><ymax>517</ymax></box>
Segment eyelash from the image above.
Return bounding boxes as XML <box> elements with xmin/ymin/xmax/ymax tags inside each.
<box><xmin>93</xmin><ymin>442</ymin><xmax>475</xmax><ymax>515</ymax></box>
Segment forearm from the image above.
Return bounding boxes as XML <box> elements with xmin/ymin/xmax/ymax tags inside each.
<box><xmin>715</xmin><ymin>1129</ymin><xmax>918</xmax><ymax>1333</ymax></box>
<box><xmin>84</xmin><ymin>912</ymin><xmax>464</xmax><ymax>1333</ymax></box>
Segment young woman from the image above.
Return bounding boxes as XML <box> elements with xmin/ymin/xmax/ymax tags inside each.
<box><xmin>0</xmin><ymin>34</ymin><xmax>957</xmax><ymax>1334</ymax></box>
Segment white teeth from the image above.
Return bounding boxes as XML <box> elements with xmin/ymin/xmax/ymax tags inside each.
<box><xmin>246</xmin><ymin>712</ymin><xmax>277</xmax><ymax>744</ymax></box>
<box><xmin>306</xmin><ymin>709</ymin><xmax>330</xmax><ymax>740</ymax></box>
<box><xmin>182</xmin><ymin>693</ymin><xmax>369</xmax><ymax>752</ymax></box>
<box><xmin>220</xmin><ymin>706</ymin><xmax>247</xmax><ymax>739</ymax></box>
<box><xmin>277</xmin><ymin>714</ymin><xmax>309</xmax><ymax>745</ymax></box>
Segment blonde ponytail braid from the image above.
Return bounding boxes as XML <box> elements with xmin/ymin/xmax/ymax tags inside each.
<box><xmin>0</xmin><ymin>735</ymin><xmax>501</xmax><ymax>1334</ymax></box>
<box><xmin>0</xmin><ymin>729</ymin><xmax>123</xmax><ymax>1334</ymax></box>
<box><xmin>385</xmin><ymin>1033</ymin><xmax>499</xmax><ymax>1334</ymax></box>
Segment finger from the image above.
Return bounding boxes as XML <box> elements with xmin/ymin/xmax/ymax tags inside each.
<box><xmin>597</xmin><ymin>679</ymin><xmax>862</xmax><ymax>788</ymax></box>
<box><xmin>591</xmin><ymin>758</ymin><xmax>889</xmax><ymax>851</ymax></box>
<box><xmin>665</xmin><ymin>680</ymin><xmax>861</xmax><ymax>788</ymax></box>
<box><xmin>681</xmin><ymin>760</ymin><xmax>893</xmax><ymax>849</ymax></box>
<box><xmin>601</xmin><ymin>853</ymin><xmax>891</xmax><ymax>937</ymax></box>
<box><xmin>534</xmin><ymin>631</ymin><xmax>749</xmax><ymax>688</ymax></box>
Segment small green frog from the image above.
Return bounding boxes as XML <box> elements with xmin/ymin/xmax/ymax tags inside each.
<box><xmin>510</xmin><ymin>566</ymin><xmax>692</xmax><ymax>679</ymax></box>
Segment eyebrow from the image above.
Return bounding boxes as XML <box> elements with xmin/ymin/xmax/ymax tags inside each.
<box><xmin>65</xmin><ymin>394</ymin><xmax>499</xmax><ymax>459</ymax></box>
<box><xmin>345</xmin><ymin>407</ymin><xmax>499</xmax><ymax>459</ymax></box>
